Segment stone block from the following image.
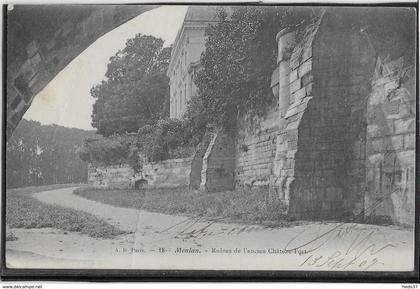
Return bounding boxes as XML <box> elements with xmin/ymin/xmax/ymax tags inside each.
<box><xmin>404</xmin><ymin>133</ymin><xmax>415</xmax><ymax>149</ymax></box>
<box><xmin>302</xmin><ymin>46</ymin><xmax>312</xmax><ymax>62</ymax></box>
<box><xmin>367</xmin><ymin>124</ymin><xmax>385</xmax><ymax>138</ymax></box>
<box><xmin>288</xmin><ymin>140</ymin><xmax>297</xmax><ymax>150</ymax></box>
<box><xmin>27</xmin><ymin>74</ymin><xmax>39</xmax><ymax>89</ymax></box>
<box><xmin>396</xmin><ymin>150</ymin><xmax>415</xmax><ymax>167</ymax></box>
<box><xmin>394</xmin><ymin>118</ymin><xmax>415</xmax><ymax>134</ymax></box>
<box><xmin>386</xmin><ymin>99</ymin><xmax>400</xmax><ymax>115</ymax></box>
<box><xmin>369</xmin><ymin>139</ymin><xmax>384</xmax><ymax>153</ymax></box>
<box><xmin>397</xmin><ymin>101</ymin><xmax>415</xmax><ymax>118</ymax></box>
<box><xmin>391</xmin><ymin>135</ymin><xmax>404</xmax><ymax>150</ymax></box>
<box><xmin>271</xmin><ymin>67</ymin><xmax>279</xmax><ymax>88</ymax></box>
<box><xmin>290</xmin><ymin>79</ymin><xmax>301</xmax><ymax>94</ymax></box>
<box><xmin>289</xmin><ymin>69</ymin><xmax>298</xmax><ymax>82</ymax></box>
<box><xmin>289</xmin><ymin>56</ymin><xmax>300</xmax><ymax>70</ymax></box>
<box><xmin>21</xmin><ymin>60</ymin><xmax>36</xmax><ymax>81</ymax></box>
<box><xmin>301</xmin><ymin>72</ymin><xmax>313</xmax><ymax>86</ymax></box>
<box><xmin>30</xmin><ymin>53</ymin><xmax>42</xmax><ymax>67</ymax></box>
<box><xmin>298</xmin><ymin>59</ymin><xmax>312</xmax><ymax>77</ymax></box>
<box><xmin>26</xmin><ymin>40</ymin><xmax>39</xmax><ymax>57</ymax></box>
<box><xmin>293</xmin><ymin>87</ymin><xmax>306</xmax><ymax>102</ymax></box>
<box><xmin>382</xmin><ymin>57</ymin><xmax>404</xmax><ymax>76</ymax></box>
<box><xmin>305</xmin><ymin>83</ymin><xmax>313</xmax><ymax>96</ymax></box>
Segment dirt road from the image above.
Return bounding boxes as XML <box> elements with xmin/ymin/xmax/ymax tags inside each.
<box><xmin>6</xmin><ymin>187</ymin><xmax>415</xmax><ymax>271</ymax></box>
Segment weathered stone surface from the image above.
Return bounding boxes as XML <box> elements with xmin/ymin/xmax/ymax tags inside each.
<box><xmin>142</xmin><ymin>157</ymin><xmax>193</xmax><ymax>188</ymax></box>
<box><xmin>235</xmin><ymin>106</ymin><xmax>279</xmax><ymax>191</ymax></box>
<box><xmin>366</xmin><ymin>52</ymin><xmax>415</xmax><ymax>226</ymax></box>
<box><xmin>88</xmin><ymin>157</ymin><xmax>194</xmax><ymax>189</ymax></box>
<box><xmin>88</xmin><ymin>164</ymin><xmax>135</xmax><ymax>189</ymax></box>
<box><xmin>201</xmin><ymin>131</ymin><xmax>235</xmax><ymax>192</ymax></box>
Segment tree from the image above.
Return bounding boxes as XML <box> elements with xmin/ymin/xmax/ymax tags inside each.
<box><xmin>6</xmin><ymin>119</ymin><xmax>96</xmax><ymax>188</ymax></box>
<box><xmin>195</xmin><ymin>7</ymin><xmax>315</xmax><ymax>129</ymax></box>
<box><xmin>91</xmin><ymin>34</ymin><xmax>171</xmax><ymax>136</ymax></box>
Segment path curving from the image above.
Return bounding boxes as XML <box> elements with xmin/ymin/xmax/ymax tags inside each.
<box><xmin>33</xmin><ymin>186</ymin><xmax>190</xmax><ymax>233</ymax></box>
<box><xmin>25</xmin><ymin>186</ymin><xmax>414</xmax><ymax>271</ymax></box>
<box><xmin>34</xmin><ymin>187</ymin><xmax>143</xmax><ymax>232</ymax></box>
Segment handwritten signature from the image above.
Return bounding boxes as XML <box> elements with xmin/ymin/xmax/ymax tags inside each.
<box><xmin>156</xmin><ymin>195</ymin><xmax>405</xmax><ymax>270</ymax></box>
<box><xmin>285</xmin><ymin>197</ymin><xmax>401</xmax><ymax>270</ymax></box>
<box><xmin>158</xmin><ymin>214</ymin><xmax>269</xmax><ymax>240</ymax></box>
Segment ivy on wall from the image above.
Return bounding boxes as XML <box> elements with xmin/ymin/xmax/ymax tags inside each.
<box><xmin>195</xmin><ymin>6</ymin><xmax>315</xmax><ymax>130</ymax></box>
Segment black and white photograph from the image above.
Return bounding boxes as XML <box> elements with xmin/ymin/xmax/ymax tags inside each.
<box><xmin>1</xmin><ymin>2</ymin><xmax>418</xmax><ymax>281</ymax></box>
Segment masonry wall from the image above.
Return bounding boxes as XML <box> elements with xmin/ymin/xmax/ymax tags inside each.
<box><xmin>269</xmin><ymin>24</ymin><xmax>317</xmax><ymax>211</ymax></box>
<box><xmin>235</xmin><ymin>106</ymin><xmax>279</xmax><ymax>189</ymax></box>
<box><xmin>88</xmin><ymin>164</ymin><xmax>134</xmax><ymax>189</ymax></box>
<box><xmin>88</xmin><ymin>157</ymin><xmax>194</xmax><ymax>189</ymax></box>
<box><xmin>365</xmin><ymin>55</ymin><xmax>416</xmax><ymax>226</ymax></box>
<box><xmin>281</xmin><ymin>12</ymin><xmax>378</xmax><ymax>220</ymax></box>
<box><xmin>141</xmin><ymin>157</ymin><xmax>193</xmax><ymax>188</ymax></box>
<box><xmin>201</xmin><ymin>131</ymin><xmax>236</xmax><ymax>192</ymax></box>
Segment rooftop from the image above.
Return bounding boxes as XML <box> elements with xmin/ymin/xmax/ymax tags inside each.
<box><xmin>184</xmin><ymin>5</ymin><xmax>220</xmax><ymax>23</ymax></box>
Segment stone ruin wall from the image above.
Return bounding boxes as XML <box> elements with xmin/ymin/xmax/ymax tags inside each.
<box><xmin>286</xmin><ymin>11</ymin><xmax>378</xmax><ymax>220</ymax></box>
<box><xmin>88</xmin><ymin>163</ymin><xmax>134</xmax><ymax>189</ymax></box>
<box><xmin>365</xmin><ymin>56</ymin><xmax>416</xmax><ymax>225</ymax></box>
<box><xmin>141</xmin><ymin>157</ymin><xmax>193</xmax><ymax>189</ymax></box>
<box><xmin>233</xmin><ymin>9</ymin><xmax>415</xmax><ymax>226</ymax></box>
<box><xmin>88</xmin><ymin>8</ymin><xmax>415</xmax><ymax>227</ymax></box>
<box><xmin>200</xmin><ymin>131</ymin><xmax>236</xmax><ymax>192</ymax></box>
<box><xmin>87</xmin><ymin>131</ymin><xmax>236</xmax><ymax>192</ymax></box>
<box><xmin>235</xmin><ymin>106</ymin><xmax>279</xmax><ymax>190</ymax></box>
<box><xmin>88</xmin><ymin>157</ymin><xmax>193</xmax><ymax>189</ymax></box>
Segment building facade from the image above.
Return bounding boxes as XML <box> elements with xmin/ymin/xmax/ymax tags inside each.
<box><xmin>167</xmin><ymin>6</ymin><xmax>219</xmax><ymax>119</ymax></box>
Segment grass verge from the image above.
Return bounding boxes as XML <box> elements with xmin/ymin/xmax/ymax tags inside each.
<box><xmin>74</xmin><ymin>187</ymin><xmax>289</xmax><ymax>227</ymax></box>
<box><xmin>6</xmin><ymin>184</ymin><xmax>126</xmax><ymax>238</ymax></box>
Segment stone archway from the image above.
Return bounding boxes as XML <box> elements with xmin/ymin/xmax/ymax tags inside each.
<box><xmin>6</xmin><ymin>5</ymin><xmax>158</xmax><ymax>139</ymax></box>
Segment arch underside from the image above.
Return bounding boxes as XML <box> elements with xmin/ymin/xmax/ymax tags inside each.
<box><xmin>5</xmin><ymin>4</ymin><xmax>158</xmax><ymax>139</ymax></box>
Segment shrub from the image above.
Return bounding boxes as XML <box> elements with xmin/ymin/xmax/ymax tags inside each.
<box><xmin>181</xmin><ymin>95</ymin><xmax>209</xmax><ymax>147</ymax></box>
<box><xmin>196</xmin><ymin>7</ymin><xmax>315</xmax><ymax>129</ymax></box>
<box><xmin>80</xmin><ymin>134</ymin><xmax>137</xmax><ymax>166</ymax></box>
<box><xmin>138</xmin><ymin>119</ymin><xmax>190</xmax><ymax>162</ymax></box>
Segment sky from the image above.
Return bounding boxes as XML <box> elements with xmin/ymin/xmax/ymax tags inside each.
<box><xmin>23</xmin><ymin>6</ymin><xmax>188</xmax><ymax>131</ymax></box>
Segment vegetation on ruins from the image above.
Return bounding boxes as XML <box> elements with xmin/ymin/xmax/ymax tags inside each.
<box><xmin>80</xmin><ymin>119</ymin><xmax>196</xmax><ymax>166</ymax></box>
<box><xmin>195</xmin><ymin>6</ymin><xmax>314</xmax><ymax>129</ymax></box>
<box><xmin>78</xmin><ymin>133</ymin><xmax>137</xmax><ymax>166</ymax></box>
<box><xmin>90</xmin><ymin>34</ymin><xmax>171</xmax><ymax>136</ymax></box>
<box><xmin>82</xmin><ymin>8</ymin><xmax>315</xmax><ymax>166</ymax></box>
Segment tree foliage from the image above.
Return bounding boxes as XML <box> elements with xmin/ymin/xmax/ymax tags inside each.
<box><xmin>196</xmin><ymin>7</ymin><xmax>314</xmax><ymax>129</ymax></box>
<box><xmin>78</xmin><ymin>134</ymin><xmax>137</xmax><ymax>166</ymax></box>
<box><xmin>137</xmin><ymin>119</ymin><xmax>195</xmax><ymax>162</ymax></box>
<box><xmin>6</xmin><ymin>120</ymin><xmax>96</xmax><ymax>188</ymax></box>
<box><xmin>91</xmin><ymin>34</ymin><xmax>171</xmax><ymax>136</ymax></box>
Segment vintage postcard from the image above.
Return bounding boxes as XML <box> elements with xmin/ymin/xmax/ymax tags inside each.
<box><xmin>2</xmin><ymin>3</ymin><xmax>417</xmax><ymax>278</ymax></box>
